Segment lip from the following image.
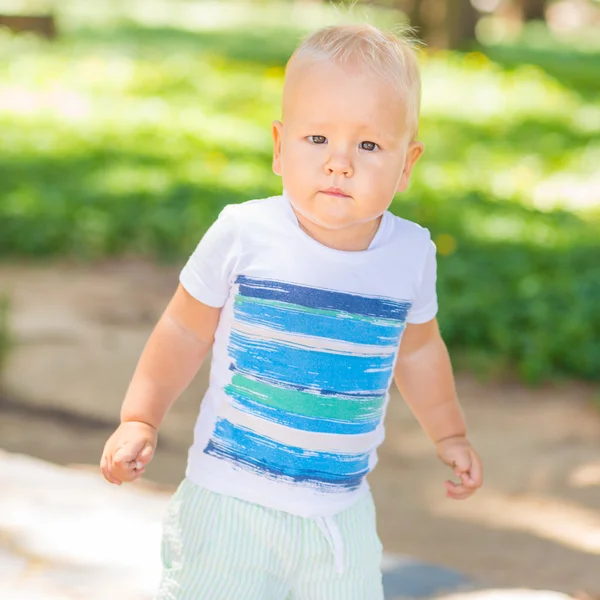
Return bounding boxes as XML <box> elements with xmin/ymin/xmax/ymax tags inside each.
<box><xmin>321</xmin><ymin>187</ymin><xmax>351</xmax><ymax>198</ymax></box>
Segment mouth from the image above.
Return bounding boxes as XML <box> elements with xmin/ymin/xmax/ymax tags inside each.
<box><xmin>320</xmin><ymin>187</ymin><xmax>351</xmax><ymax>198</ymax></box>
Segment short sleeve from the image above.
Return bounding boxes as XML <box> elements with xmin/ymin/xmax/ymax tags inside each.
<box><xmin>406</xmin><ymin>238</ymin><xmax>438</xmax><ymax>324</ymax></box>
<box><xmin>179</xmin><ymin>207</ymin><xmax>238</xmax><ymax>308</ymax></box>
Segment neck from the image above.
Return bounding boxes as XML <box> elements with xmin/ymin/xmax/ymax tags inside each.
<box><xmin>293</xmin><ymin>210</ymin><xmax>382</xmax><ymax>252</ymax></box>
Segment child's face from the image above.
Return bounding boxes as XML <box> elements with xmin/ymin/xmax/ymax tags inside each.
<box><xmin>272</xmin><ymin>60</ymin><xmax>423</xmax><ymax>232</ymax></box>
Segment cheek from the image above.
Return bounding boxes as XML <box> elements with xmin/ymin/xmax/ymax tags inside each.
<box><xmin>364</xmin><ymin>156</ymin><xmax>403</xmax><ymax>188</ymax></box>
<box><xmin>287</xmin><ymin>142</ymin><xmax>315</xmax><ymax>164</ymax></box>
<box><xmin>281</xmin><ymin>143</ymin><xmax>317</xmax><ymax>183</ymax></box>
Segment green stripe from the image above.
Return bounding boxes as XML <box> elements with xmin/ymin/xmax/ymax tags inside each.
<box><xmin>226</xmin><ymin>373</ymin><xmax>386</xmax><ymax>422</ymax></box>
<box><xmin>234</xmin><ymin>295</ymin><xmax>400</xmax><ymax>327</ymax></box>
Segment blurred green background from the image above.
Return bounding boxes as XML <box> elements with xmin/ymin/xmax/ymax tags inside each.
<box><xmin>1</xmin><ymin>0</ymin><xmax>599</xmax><ymax>383</ymax></box>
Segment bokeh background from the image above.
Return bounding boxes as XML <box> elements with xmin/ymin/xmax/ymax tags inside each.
<box><xmin>1</xmin><ymin>0</ymin><xmax>599</xmax><ymax>596</ymax></box>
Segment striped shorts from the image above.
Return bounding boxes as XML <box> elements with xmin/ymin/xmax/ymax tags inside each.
<box><xmin>156</xmin><ymin>479</ymin><xmax>384</xmax><ymax>599</ymax></box>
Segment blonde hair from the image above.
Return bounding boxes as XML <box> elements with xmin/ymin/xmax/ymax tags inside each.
<box><xmin>287</xmin><ymin>23</ymin><xmax>422</xmax><ymax>137</ymax></box>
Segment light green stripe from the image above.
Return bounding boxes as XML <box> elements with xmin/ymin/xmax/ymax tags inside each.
<box><xmin>226</xmin><ymin>373</ymin><xmax>385</xmax><ymax>421</ymax></box>
<box><xmin>158</xmin><ymin>482</ymin><xmax>384</xmax><ymax>597</ymax></box>
<box><xmin>234</xmin><ymin>294</ymin><xmax>399</xmax><ymax>326</ymax></box>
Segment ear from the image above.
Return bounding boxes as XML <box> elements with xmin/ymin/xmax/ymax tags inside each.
<box><xmin>396</xmin><ymin>140</ymin><xmax>424</xmax><ymax>194</ymax></box>
<box><xmin>272</xmin><ymin>120</ymin><xmax>283</xmax><ymax>176</ymax></box>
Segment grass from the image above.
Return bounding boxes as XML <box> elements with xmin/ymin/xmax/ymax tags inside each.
<box><xmin>0</xmin><ymin>5</ymin><xmax>599</xmax><ymax>382</ymax></box>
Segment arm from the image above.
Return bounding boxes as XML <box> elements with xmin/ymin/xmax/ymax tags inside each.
<box><xmin>394</xmin><ymin>318</ymin><xmax>465</xmax><ymax>444</ymax></box>
<box><xmin>101</xmin><ymin>284</ymin><xmax>221</xmax><ymax>485</ymax></box>
<box><xmin>120</xmin><ymin>283</ymin><xmax>221</xmax><ymax>429</ymax></box>
<box><xmin>394</xmin><ymin>318</ymin><xmax>483</xmax><ymax>498</ymax></box>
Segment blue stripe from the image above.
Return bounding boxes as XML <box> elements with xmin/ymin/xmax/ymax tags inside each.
<box><xmin>204</xmin><ymin>418</ymin><xmax>370</xmax><ymax>489</ymax></box>
<box><xmin>229</xmin><ymin>331</ymin><xmax>395</xmax><ymax>394</ymax></box>
<box><xmin>225</xmin><ymin>387</ymin><xmax>381</xmax><ymax>434</ymax></box>
<box><xmin>234</xmin><ymin>297</ymin><xmax>404</xmax><ymax>346</ymax></box>
<box><xmin>235</xmin><ymin>275</ymin><xmax>410</xmax><ymax>322</ymax></box>
<box><xmin>227</xmin><ymin>368</ymin><xmax>385</xmax><ymax>399</ymax></box>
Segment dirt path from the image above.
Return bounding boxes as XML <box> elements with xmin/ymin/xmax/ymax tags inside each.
<box><xmin>1</xmin><ymin>261</ymin><xmax>599</xmax><ymax>595</ymax></box>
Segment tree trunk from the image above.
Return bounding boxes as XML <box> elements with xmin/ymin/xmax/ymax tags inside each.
<box><xmin>521</xmin><ymin>0</ymin><xmax>546</xmax><ymax>21</ymax></box>
<box><xmin>0</xmin><ymin>14</ymin><xmax>56</xmax><ymax>39</ymax></box>
<box><xmin>408</xmin><ymin>0</ymin><xmax>428</xmax><ymax>40</ymax></box>
<box><xmin>446</xmin><ymin>0</ymin><xmax>478</xmax><ymax>50</ymax></box>
<box><xmin>406</xmin><ymin>0</ymin><xmax>447</xmax><ymax>47</ymax></box>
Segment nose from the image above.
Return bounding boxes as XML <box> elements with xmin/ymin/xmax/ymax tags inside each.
<box><xmin>324</xmin><ymin>153</ymin><xmax>353</xmax><ymax>178</ymax></box>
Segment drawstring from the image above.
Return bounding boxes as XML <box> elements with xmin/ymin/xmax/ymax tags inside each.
<box><xmin>315</xmin><ymin>516</ymin><xmax>345</xmax><ymax>575</ymax></box>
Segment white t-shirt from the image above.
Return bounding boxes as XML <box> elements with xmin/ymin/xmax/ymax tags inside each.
<box><xmin>179</xmin><ymin>193</ymin><xmax>438</xmax><ymax>517</ymax></box>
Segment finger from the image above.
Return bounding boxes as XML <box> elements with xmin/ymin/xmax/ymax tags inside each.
<box><xmin>112</xmin><ymin>459</ymin><xmax>139</xmax><ymax>483</ymax></box>
<box><xmin>467</xmin><ymin>450</ymin><xmax>483</xmax><ymax>487</ymax></box>
<box><xmin>101</xmin><ymin>458</ymin><xmax>122</xmax><ymax>486</ymax></box>
<box><xmin>105</xmin><ymin>464</ymin><xmax>123</xmax><ymax>485</ymax></box>
<box><xmin>446</xmin><ymin>486</ymin><xmax>473</xmax><ymax>500</ymax></box>
<box><xmin>452</xmin><ymin>467</ymin><xmax>472</xmax><ymax>487</ymax></box>
<box><xmin>107</xmin><ymin>455</ymin><xmax>124</xmax><ymax>485</ymax></box>
<box><xmin>455</xmin><ymin>469</ymin><xmax>480</xmax><ymax>490</ymax></box>
<box><xmin>135</xmin><ymin>442</ymin><xmax>155</xmax><ymax>469</ymax></box>
<box><xmin>131</xmin><ymin>467</ymin><xmax>146</xmax><ymax>481</ymax></box>
<box><xmin>452</xmin><ymin>452</ymin><xmax>472</xmax><ymax>475</ymax></box>
<box><xmin>445</xmin><ymin>479</ymin><xmax>468</xmax><ymax>493</ymax></box>
<box><xmin>459</xmin><ymin>471</ymin><xmax>479</xmax><ymax>489</ymax></box>
<box><xmin>114</xmin><ymin>443</ymin><xmax>142</xmax><ymax>466</ymax></box>
<box><xmin>100</xmin><ymin>455</ymin><xmax>112</xmax><ymax>481</ymax></box>
<box><xmin>118</xmin><ymin>469</ymin><xmax>138</xmax><ymax>483</ymax></box>
<box><xmin>114</xmin><ymin>435</ymin><xmax>151</xmax><ymax>465</ymax></box>
<box><xmin>444</xmin><ymin>480</ymin><xmax>474</xmax><ymax>499</ymax></box>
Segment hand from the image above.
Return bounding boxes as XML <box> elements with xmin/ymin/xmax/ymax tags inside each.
<box><xmin>436</xmin><ymin>435</ymin><xmax>483</xmax><ymax>500</ymax></box>
<box><xmin>100</xmin><ymin>421</ymin><xmax>157</xmax><ymax>485</ymax></box>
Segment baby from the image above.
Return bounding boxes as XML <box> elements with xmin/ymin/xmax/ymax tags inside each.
<box><xmin>101</xmin><ymin>23</ymin><xmax>483</xmax><ymax>599</ymax></box>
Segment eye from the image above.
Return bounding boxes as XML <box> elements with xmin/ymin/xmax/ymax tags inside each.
<box><xmin>359</xmin><ymin>141</ymin><xmax>378</xmax><ymax>151</ymax></box>
<box><xmin>307</xmin><ymin>135</ymin><xmax>327</xmax><ymax>144</ymax></box>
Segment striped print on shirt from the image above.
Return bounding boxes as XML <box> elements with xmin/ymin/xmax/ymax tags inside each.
<box><xmin>203</xmin><ymin>275</ymin><xmax>411</xmax><ymax>493</ymax></box>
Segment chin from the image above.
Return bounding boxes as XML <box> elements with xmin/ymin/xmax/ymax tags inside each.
<box><xmin>309</xmin><ymin>213</ymin><xmax>357</xmax><ymax>231</ymax></box>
